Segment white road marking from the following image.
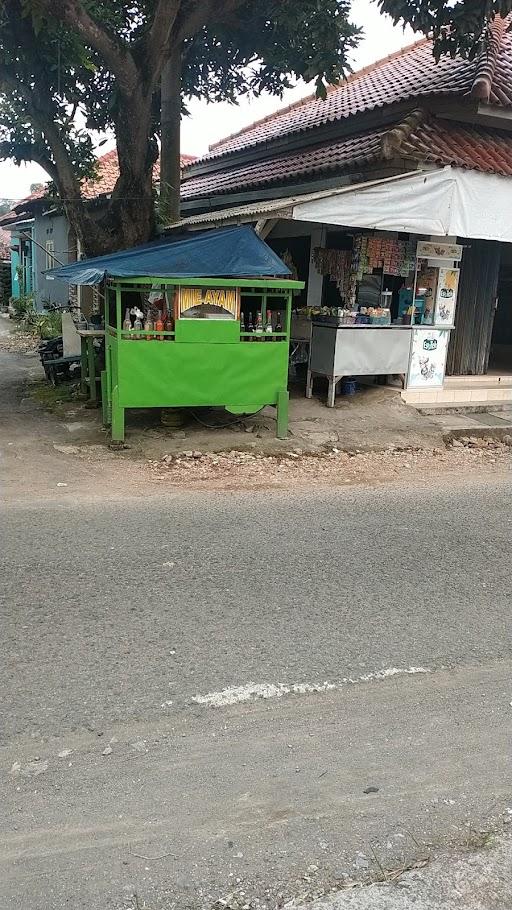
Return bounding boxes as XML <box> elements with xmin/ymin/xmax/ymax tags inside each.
<box><xmin>192</xmin><ymin>666</ymin><xmax>430</xmax><ymax>708</ymax></box>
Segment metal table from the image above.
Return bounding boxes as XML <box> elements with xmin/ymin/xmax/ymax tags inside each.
<box><xmin>306</xmin><ymin>322</ymin><xmax>413</xmax><ymax>407</ymax></box>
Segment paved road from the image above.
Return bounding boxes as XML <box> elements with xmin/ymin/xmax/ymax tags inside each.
<box><xmin>2</xmin><ymin>479</ymin><xmax>512</xmax><ymax>909</ymax></box>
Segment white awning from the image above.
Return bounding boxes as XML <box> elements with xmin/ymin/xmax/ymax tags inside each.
<box><xmin>291</xmin><ymin>167</ymin><xmax>512</xmax><ymax>242</ymax></box>
<box><xmin>175</xmin><ymin>166</ymin><xmax>512</xmax><ymax>243</ymax></box>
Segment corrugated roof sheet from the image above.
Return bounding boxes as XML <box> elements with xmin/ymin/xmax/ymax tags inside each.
<box><xmin>172</xmin><ymin>172</ymin><xmax>420</xmax><ymax>228</ymax></box>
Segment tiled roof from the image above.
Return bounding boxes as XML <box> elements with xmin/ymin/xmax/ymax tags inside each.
<box><xmin>0</xmin><ymin>149</ymin><xmax>197</xmax><ymax>223</ymax></box>
<box><xmin>205</xmin><ymin>18</ymin><xmax>512</xmax><ymax>161</ymax></box>
<box><xmin>471</xmin><ymin>15</ymin><xmax>512</xmax><ymax>103</ymax></box>
<box><xmin>81</xmin><ymin>149</ymin><xmax>120</xmax><ymax>199</ymax></box>
<box><xmin>181</xmin><ymin>128</ymin><xmax>386</xmax><ymax>199</ymax></box>
<box><xmin>403</xmin><ymin>118</ymin><xmax>512</xmax><ymax>176</ymax></box>
<box><xmin>82</xmin><ymin>150</ymin><xmax>196</xmax><ymax>198</ymax></box>
<box><xmin>181</xmin><ymin>113</ymin><xmax>512</xmax><ymax>200</ymax></box>
<box><xmin>0</xmin><ymin>226</ymin><xmax>12</xmax><ymax>258</ymax></box>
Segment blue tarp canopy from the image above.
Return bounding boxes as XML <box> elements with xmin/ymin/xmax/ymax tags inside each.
<box><xmin>45</xmin><ymin>226</ymin><xmax>291</xmax><ymax>286</ymax></box>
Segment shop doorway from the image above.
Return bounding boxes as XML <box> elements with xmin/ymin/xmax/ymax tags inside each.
<box><xmin>489</xmin><ymin>264</ymin><xmax>512</xmax><ymax>373</ymax></box>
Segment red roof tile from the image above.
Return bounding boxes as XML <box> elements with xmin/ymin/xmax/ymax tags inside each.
<box><xmin>471</xmin><ymin>15</ymin><xmax>512</xmax><ymax>103</ymax></box>
<box><xmin>0</xmin><ymin>149</ymin><xmax>197</xmax><ymax>224</ymax></box>
<box><xmin>81</xmin><ymin>149</ymin><xmax>120</xmax><ymax>199</ymax></box>
<box><xmin>403</xmin><ymin>119</ymin><xmax>512</xmax><ymax>176</ymax></box>
<box><xmin>0</xmin><ymin>226</ymin><xmax>12</xmax><ymax>258</ymax></box>
<box><xmin>181</xmin><ymin>128</ymin><xmax>386</xmax><ymax>199</ymax></box>
<box><xmin>181</xmin><ymin>113</ymin><xmax>512</xmax><ymax>200</ymax></box>
<box><xmin>81</xmin><ymin>149</ymin><xmax>196</xmax><ymax>198</ymax></box>
<box><xmin>205</xmin><ymin>20</ymin><xmax>512</xmax><ymax>161</ymax></box>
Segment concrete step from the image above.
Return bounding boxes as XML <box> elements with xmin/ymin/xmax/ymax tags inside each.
<box><xmin>402</xmin><ymin>388</ymin><xmax>512</xmax><ymax>406</ymax></box>
<box><xmin>445</xmin><ymin>375</ymin><xmax>512</xmax><ymax>388</ymax></box>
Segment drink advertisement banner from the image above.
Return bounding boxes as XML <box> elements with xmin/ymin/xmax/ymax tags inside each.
<box><xmin>435</xmin><ymin>268</ymin><xmax>459</xmax><ymax>325</ymax></box>
<box><xmin>407</xmin><ymin>329</ymin><xmax>449</xmax><ymax>389</ymax></box>
<box><xmin>416</xmin><ymin>241</ymin><xmax>463</xmax><ymax>261</ymax></box>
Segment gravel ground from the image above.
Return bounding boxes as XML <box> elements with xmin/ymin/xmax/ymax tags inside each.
<box><xmin>142</xmin><ymin>436</ymin><xmax>512</xmax><ymax>492</ymax></box>
<box><xmin>297</xmin><ymin>831</ymin><xmax>512</xmax><ymax>910</ymax></box>
<box><xmin>0</xmin><ymin>325</ymin><xmax>40</xmax><ymax>353</ymax></box>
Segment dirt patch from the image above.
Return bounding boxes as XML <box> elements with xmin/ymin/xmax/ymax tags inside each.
<box><xmin>27</xmin><ymin>378</ymin><xmax>81</xmax><ymax>414</ymax></box>
<box><xmin>136</xmin><ymin>437</ymin><xmax>512</xmax><ymax>492</ymax></box>
<box><xmin>0</xmin><ymin>329</ymin><xmax>39</xmax><ymax>354</ymax></box>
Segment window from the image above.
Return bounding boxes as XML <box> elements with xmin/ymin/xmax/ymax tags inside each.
<box><xmin>45</xmin><ymin>240</ymin><xmax>55</xmax><ymax>270</ymax></box>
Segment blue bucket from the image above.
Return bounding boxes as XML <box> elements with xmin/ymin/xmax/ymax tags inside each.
<box><xmin>341</xmin><ymin>378</ymin><xmax>357</xmax><ymax>396</ymax></box>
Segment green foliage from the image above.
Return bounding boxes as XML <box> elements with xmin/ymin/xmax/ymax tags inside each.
<box><xmin>182</xmin><ymin>1</ymin><xmax>360</xmax><ymax>105</ymax></box>
<box><xmin>377</xmin><ymin>0</ymin><xmax>512</xmax><ymax>60</ymax></box>
<box><xmin>34</xmin><ymin>310</ymin><xmax>62</xmax><ymax>339</ymax></box>
<box><xmin>9</xmin><ymin>293</ymin><xmax>35</xmax><ymax>321</ymax></box>
<box><xmin>0</xmin><ymin>5</ymin><xmax>98</xmax><ymax>179</ymax></box>
<box><xmin>10</xmin><ymin>294</ymin><xmax>62</xmax><ymax>336</ymax></box>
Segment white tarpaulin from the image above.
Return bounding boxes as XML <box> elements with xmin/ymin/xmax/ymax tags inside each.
<box><xmin>291</xmin><ymin>167</ymin><xmax>512</xmax><ymax>242</ymax></box>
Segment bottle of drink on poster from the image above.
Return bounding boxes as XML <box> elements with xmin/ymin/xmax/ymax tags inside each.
<box><xmin>265</xmin><ymin>310</ymin><xmax>273</xmax><ymax>339</ymax></box>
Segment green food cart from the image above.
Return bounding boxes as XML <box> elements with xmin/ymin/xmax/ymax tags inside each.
<box><xmin>46</xmin><ymin>227</ymin><xmax>304</xmax><ymax>442</ymax></box>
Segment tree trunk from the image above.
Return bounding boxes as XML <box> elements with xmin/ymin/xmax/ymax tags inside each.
<box><xmin>69</xmin><ymin>92</ymin><xmax>158</xmax><ymax>258</ymax></box>
<box><xmin>160</xmin><ymin>43</ymin><xmax>182</xmax><ymax>225</ymax></box>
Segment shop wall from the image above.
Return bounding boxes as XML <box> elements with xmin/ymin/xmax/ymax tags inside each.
<box><xmin>34</xmin><ymin>214</ymin><xmax>71</xmax><ymax>311</ymax></box>
<box><xmin>446</xmin><ymin>238</ymin><xmax>501</xmax><ymax>375</ymax></box>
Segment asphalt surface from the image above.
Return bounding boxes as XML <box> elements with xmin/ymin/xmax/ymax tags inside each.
<box><xmin>2</xmin><ymin>479</ymin><xmax>512</xmax><ymax>909</ymax></box>
<box><xmin>1</xmin><ymin>322</ymin><xmax>512</xmax><ymax>909</ymax></box>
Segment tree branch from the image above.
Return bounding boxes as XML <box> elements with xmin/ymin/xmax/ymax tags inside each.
<box><xmin>176</xmin><ymin>0</ymin><xmax>246</xmax><ymax>40</ymax></box>
<box><xmin>0</xmin><ymin>63</ymin><xmax>33</xmax><ymax>107</ymax></box>
<box><xmin>35</xmin><ymin>0</ymin><xmax>139</xmax><ymax>96</ymax></box>
<box><xmin>0</xmin><ymin>63</ymin><xmax>82</xmax><ymax>200</ymax></box>
<box><xmin>0</xmin><ymin>141</ymin><xmax>58</xmax><ymax>181</ymax></box>
<box><xmin>144</xmin><ymin>0</ymin><xmax>181</xmax><ymax>82</ymax></box>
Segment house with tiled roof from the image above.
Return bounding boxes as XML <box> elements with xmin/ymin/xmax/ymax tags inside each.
<box><xmin>179</xmin><ymin>18</ymin><xmax>512</xmax><ymax>393</ymax></box>
<box><xmin>3</xmin><ymin>149</ymin><xmax>196</xmax><ymax>308</ymax></box>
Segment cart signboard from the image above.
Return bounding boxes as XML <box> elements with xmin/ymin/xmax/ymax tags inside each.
<box><xmin>178</xmin><ymin>286</ymin><xmax>240</xmax><ymax>319</ymax></box>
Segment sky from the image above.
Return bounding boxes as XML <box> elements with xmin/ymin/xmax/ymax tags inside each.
<box><xmin>0</xmin><ymin>0</ymin><xmax>415</xmax><ymax>202</ymax></box>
